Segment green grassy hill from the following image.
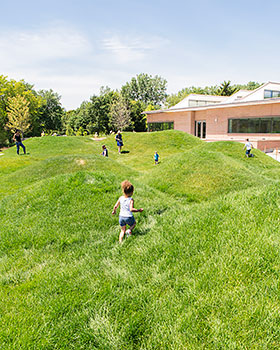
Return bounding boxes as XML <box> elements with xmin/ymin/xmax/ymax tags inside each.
<box><xmin>1</xmin><ymin>131</ymin><xmax>280</xmax><ymax>349</ymax></box>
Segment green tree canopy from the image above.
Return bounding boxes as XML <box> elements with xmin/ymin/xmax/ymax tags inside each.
<box><xmin>109</xmin><ymin>95</ymin><xmax>131</xmax><ymax>131</ymax></box>
<box><xmin>217</xmin><ymin>80</ymin><xmax>238</xmax><ymax>96</ymax></box>
<box><xmin>6</xmin><ymin>95</ymin><xmax>31</xmax><ymax>136</ymax></box>
<box><xmin>0</xmin><ymin>75</ymin><xmax>43</xmax><ymax>143</ymax></box>
<box><xmin>38</xmin><ymin>89</ymin><xmax>65</xmax><ymax>132</ymax></box>
<box><xmin>166</xmin><ymin>81</ymin><xmax>262</xmax><ymax>107</ymax></box>
<box><xmin>121</xmin><ymin>73</ymin><xmax>167</xmax><ymax>106</ymax></box>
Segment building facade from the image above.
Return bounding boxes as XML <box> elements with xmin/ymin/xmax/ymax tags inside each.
<box><xmin>145</xmin><ymin>82</ymin><xmax>280</xmax><ymax>150</ymax></box>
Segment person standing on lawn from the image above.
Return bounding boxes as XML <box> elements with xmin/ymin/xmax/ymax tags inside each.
<box><xmin>115</xmin><ymin>130</ymin><xmax>123</xmax><ymax>154</ymax></box>
<box><xmin>13</xmin><ymin>130</ymin><xmax>26</xmax><ymax>155</ymax></box>
<box><xmin>154</xmin><ymin>151</ymin><xmax>159</xmax><ymax>165</ymax></box>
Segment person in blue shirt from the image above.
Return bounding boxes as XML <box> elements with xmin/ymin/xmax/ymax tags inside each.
<box><xmin>154</xmin><ymin>151</ymin><xmax>159</xmax><ymax>165</ymax></box>
<box><xmin>112</xmin><ymin>180</ymin><xmax>143</xmax><ymax>243</ymax></box>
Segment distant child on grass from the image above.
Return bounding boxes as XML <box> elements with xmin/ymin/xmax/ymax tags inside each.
<box><xmin>243</xmin><ymin>138</ymin><xmax>254</xmax><ymax>157</ymax></box>
<box><xmin>112</xmin><ymin>180</ymin><xmax>143</xmax><ymax>243</ymax></box>
<box><xmin>101</xmin><ymin>144</ymin><xmax>108</xmax><ymax>157</ymax></box>
<box><xmin>154</xmin><ymin>151</ymin><xmax>159</xmax><ymax>165</ymax></box>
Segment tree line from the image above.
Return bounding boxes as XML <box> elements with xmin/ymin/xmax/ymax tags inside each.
<box><xmin>0</xmin><ymin>73</ymin><xmax>261</xmax><ymax>146</ymax></box>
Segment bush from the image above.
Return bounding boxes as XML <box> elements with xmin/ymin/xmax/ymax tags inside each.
<box><xmin>66</xmin><ymin>126</ymin><xmax>75</xmax><ymax>136</ymax></box>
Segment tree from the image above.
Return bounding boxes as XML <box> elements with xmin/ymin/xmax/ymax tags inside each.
<box><xmin>6</xmin><ymin>95</ymin><xmax>31</xmax><ymax>136</ymax></box>
<box><xmin>0</xmin><ymin>75</ymin><xmax>43</xmax><ymax>143</ymax></box>
<box><xmin>166</xmin><ymin>85</ymin><xmax>220</xmax><ymax>107</ymax></box>
<box><xmin>233</xmin><ymin>81</ymin><xmax>262</xmax><ymax>91</ymax></box>
<box><xmin>38</xmin><ymin>89</ymin><xmax>65</xmax><ymax>131</ymax></box>
<box><xmin>121</xmin><ymin>73</ymin><xmax>167</xmax><ymax>106</ymax></box>
<box><xmin>217</xmin><ymin>80</ymin><xmax>238</xmax><ymax>96</ymax></box>
<box><xmin>110</xmin><ymin>96</ymin><xmax>131</xmax><ymax>131</ymax></box>
<box><xmin>166</xmin><ymin>81</ymin><xmax>263</xmax><ymax>108</ymax></box>
<box><xmin>129</xmin><ymin>100</ymin><xmax>147</xmax><ymax>131</ymax></box>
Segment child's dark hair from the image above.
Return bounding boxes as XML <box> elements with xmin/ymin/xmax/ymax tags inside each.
<box><xmin>121</xmin><ymin>180</ymin><xmax>134</xmax><ymax>196</ymax></box>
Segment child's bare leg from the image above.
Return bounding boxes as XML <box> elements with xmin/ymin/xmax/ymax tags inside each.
<box><xmin>128</xmin><ymin>221</ymin><xmax>136</xmax><ymax>234</ymax></box>
<box><xmin>119</xmin><ymin>226</ymin><xmax>126</xmax><ymax>243</ymax></box>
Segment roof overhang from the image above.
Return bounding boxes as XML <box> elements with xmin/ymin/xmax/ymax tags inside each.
<box><xmin>144</xmin><ymin>97</ymin><xmax>280</xmax><ymax>115</ymax></box>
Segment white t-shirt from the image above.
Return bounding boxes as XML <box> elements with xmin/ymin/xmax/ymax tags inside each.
<box><xmin>245</xmin><ymin>142</ymin><xmax>252</xmax><ymax>150</ymax></box>
<box><xmin>119</xmin><ymin>196</ymin><xmax>133</xmax><ymax>217</ymax></box>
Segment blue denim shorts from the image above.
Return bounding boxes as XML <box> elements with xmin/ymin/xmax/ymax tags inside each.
<box><xmin>119</xmin><ymin>215</ymin><xmax>135</xmax><ymax>227</ymax></box>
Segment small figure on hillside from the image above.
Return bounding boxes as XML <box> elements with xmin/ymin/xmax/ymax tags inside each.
<box><xmin>115</xmin><ymin>130</ymin><xmax>123</xmax><ymax>154</ymax></box>
<box><xmin>41</xmin><ymin>131</ymin><xmax>45</xmax><ymax>137</ymax></box>
<box><xmin>154</xmin><ymin>151</ymin><xmax>159</xmax><ymax>165</ymax></box>
<box><xmin>112</xmin><ymin>180</ymin><xmax>143</xmax><ymax>244</ymax></box>
<box><xmin>101</xmin><ymin>144</ymin><xmax>108</xmax><ymax>157</ymax></box>
<box><xmin>243</xmin><ymin>138</ymin><xmax>254</xmax><ymax>157</ymax></box>
<box><xmin>13</xmin><ymin>130</ymin><xmax>26</xmax><ymax>155</ymax></box>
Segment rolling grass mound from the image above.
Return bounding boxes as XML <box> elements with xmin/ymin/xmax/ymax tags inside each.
<box><xmin>1</xmin><ymin>131</ymin><xmax>280</xmax><ymax>349</ymax></box>
<box><xmin>103</xmin><ymin>130</ymin><xmax>202</xmax><ymax>171</ymax></box>
<box><xmin>144</xmin><ymin>141</ymin><xmax>280</xmax><ymax>202</ymax></box>
<box><xmin>0</xmin><ymin>154</ymin><xmax>137</xmax><ymax>198</ymax></box>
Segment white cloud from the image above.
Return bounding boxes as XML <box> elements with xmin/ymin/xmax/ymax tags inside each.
<box><xmin>0</xmin><ymin>24</ymin><xmax>92</xmax><ymax>68</ymax></box>
<box><xmin>101</xmin><ymin>35</ymin><xmax>169</xmax><ymax>63</ymax></box>
<box><xmin>0</xmin><ymin>23</ymin><xmax>97</xmax><ymax>109</ymax></box>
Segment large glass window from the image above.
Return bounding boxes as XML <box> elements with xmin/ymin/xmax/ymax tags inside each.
<box><xmin>228</xmin><ymin>117</ymin><xmax>280</xmax><ymax>133</ymax></box>
<box><xmin>264</xmin><ymin>90</ymin><xmax>280</xmax><ymax>99</ymax></box>
<box><xmin>148</xmin><ymin>122</ymin><xmax>174</xmax><ymax>132</ymax></box>
<box><xmin>272</xmin><ymin>118</ymin><xmax>280</xmax><ymax>133</ymax></box>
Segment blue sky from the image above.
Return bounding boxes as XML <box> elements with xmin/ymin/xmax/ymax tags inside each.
<box><xmin>1</xmin><ymin>0</ymin><xmax>279</xmax><ymax>109</ymax></box>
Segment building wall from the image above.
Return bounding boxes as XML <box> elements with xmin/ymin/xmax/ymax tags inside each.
<box><xmin>194</xmin><ymin>103</ymin><xmax>280</xmax><ymax>136</ymax></box>
<box><xmin>147</xmin><ymin>111</ymin><xmax>194</xmax><ymax>134</ymax></box>
<box><xmin>147</xmin><ymin>101</ymin><xmax>280</xmax><ymax>149</ymax></box>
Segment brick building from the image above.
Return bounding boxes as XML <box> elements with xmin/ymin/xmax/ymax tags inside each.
<box><xmin>145</xmin><ymin>82</ymin><xmax>280</xmax><ymax>150</ymax></box>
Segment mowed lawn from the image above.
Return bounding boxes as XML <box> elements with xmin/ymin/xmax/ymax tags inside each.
<box><xmin>1</xmin><ymin>131</ymin><xmax>280</xmax><ymax>349</ymax></box>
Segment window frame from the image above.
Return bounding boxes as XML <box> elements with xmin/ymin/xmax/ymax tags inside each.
<box><xmin>147</xmin><ymin>121</ymin><xmax>174</xmax><ymax>132</ymax></box>
<box><xmin>228</xmin><ymin>116</ymin><xmax>280</xmax><ymax>133</ymax></box>
<box><xmin>264</xmin><ymin>90</ymin><xmax>280</xmax><ymax>99</ymax></box>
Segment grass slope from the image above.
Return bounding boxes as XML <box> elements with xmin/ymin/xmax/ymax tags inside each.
<box><xmin>1</xmin><ymin>131</ymin><xmax>280</xmax><ymax>349</ymax></box>
<box><xmin>144</xmin><ymin>141</ymin><xmax>280</xmax><ymax>202</ymax></box>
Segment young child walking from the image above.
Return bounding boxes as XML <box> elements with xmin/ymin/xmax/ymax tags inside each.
<box><xmin>154</xmin><ymin>151</ymin><xmax>159</xmax><ymax>165</ymax></box>
<box><xmin>112</xmin><ymin>180</ymin><xmax>143</xmax><ymax>243</ymax></box>
<box><xmin>243</xmin><ymin>138</ymin><xmax>254</xmax><ymax>157</ymax></box>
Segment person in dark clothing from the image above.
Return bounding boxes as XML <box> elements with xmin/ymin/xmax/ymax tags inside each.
<box><xmin>101</xmin><ymin>144</ymin><xmax>108</xmax><ymax>157</ymax></box>
<box><xmin>13</xmin><ymin>130</ymin><xmax>26</xmax><ymax>155</ymax></box>
<box><xmin>115</xmin><ymin>130</ymin><xmax>123</xmax><ymax>154</ymax></box>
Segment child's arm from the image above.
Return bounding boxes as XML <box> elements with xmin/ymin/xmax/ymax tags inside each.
<box><xmin>112</xmin><ymin>198</ymin><xmax>120</xmax><ymax>215</ymax></box>
<box><xmin>130</xmin><ymin>199</ymin><xmax>143</xmax><ymax>213</ymax></box>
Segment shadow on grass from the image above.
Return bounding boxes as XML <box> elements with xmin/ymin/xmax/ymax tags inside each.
<box><xmin>132</xmin><ymin>227</ymin><xmax>150</xmax><ymax>236</ymax></box>
<box><xmin>155</xmin><ymin>208</ymin><xmax>167</xmax><ymax>215</ymax></box>
<box><xmin>121</xmin><ymin>150</ymin><xmax>130</xmax><ymax>154</ymax></box>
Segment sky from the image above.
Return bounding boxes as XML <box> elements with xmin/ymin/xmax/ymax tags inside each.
<box><xmin>0</xmin><ymin>0</ymin><xmax>280</xmax><ymax>110</ymax></box>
